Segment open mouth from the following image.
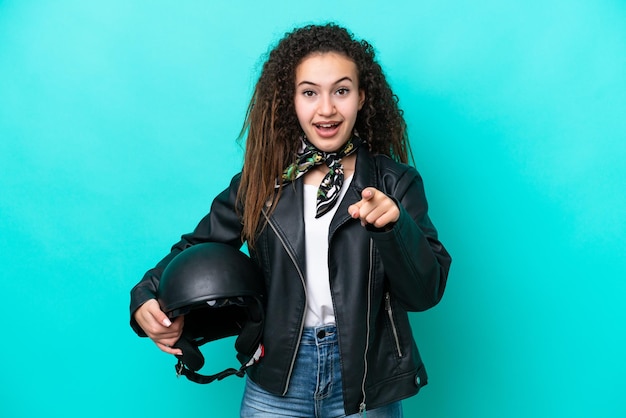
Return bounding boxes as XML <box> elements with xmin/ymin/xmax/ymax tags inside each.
<box><xmin>315</xmin><ymin>122</ymin><xmax>341</xmax><ymax>129</ymax></box>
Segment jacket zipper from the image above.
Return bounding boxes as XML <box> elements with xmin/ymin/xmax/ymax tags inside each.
<box><xmin>385</xmin><ymin>292</ymin><xmax>403</xmax><ymax>358</ymax></box>
<box><xmin>359</xmin><ymin>238</ymin><xmax>374</xmax><ymax>415</ymax></box>
<box><xmin>263</xmin><ymin>210</ymin><xmax>307</xmax><ymax>396</ymax></box>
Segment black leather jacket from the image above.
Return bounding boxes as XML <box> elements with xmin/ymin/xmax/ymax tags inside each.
<box><xmin>130</xmin><ymin>147</ymin><xmax>451</xmax><ymax>415</ymax></box>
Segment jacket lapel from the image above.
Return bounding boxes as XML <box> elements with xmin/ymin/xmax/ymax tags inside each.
<box><xmin>266</xmin><ymin>178</ymin><xmax>307</xmax><ymax>271</ymax></box>
<box><xmin>329</xmin><ymin>147</ymin><xmax>377</xmax><ymax>235</ymax></box>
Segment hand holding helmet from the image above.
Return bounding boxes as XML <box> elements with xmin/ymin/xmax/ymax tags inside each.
<box><xmin>133</xmin><ymin>298</ymin><xmax>184</xmax><ymax>356</ymax></box>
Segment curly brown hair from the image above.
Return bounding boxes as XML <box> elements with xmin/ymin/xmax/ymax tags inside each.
<box><xmin>237</xmin><ymin>23</ymin><xmax>412</xmax><ymax>247</ymax></box>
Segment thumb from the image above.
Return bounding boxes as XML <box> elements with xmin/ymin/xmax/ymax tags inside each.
<box><xmin>147</xmin><ymin>299</ymin><xmax>172</xmax><ymax>327</ymax></box>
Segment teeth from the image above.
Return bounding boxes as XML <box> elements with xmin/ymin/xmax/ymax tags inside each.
<box><xmin>317</xmin><ymin>123</ymin><xmax>338</xmax><ymax>128</ymax></box>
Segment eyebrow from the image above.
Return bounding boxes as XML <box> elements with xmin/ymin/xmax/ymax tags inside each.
<box><xmin>296</xmin><ymin>76</ymin><xmax>354</xmax><ymax>87</ymax></box>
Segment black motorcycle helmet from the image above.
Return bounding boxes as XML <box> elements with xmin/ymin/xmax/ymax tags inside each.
<box><xmin>157</xmin><ymin>242</ymin><xmax>265</xmax><ymax>384</ymax></box>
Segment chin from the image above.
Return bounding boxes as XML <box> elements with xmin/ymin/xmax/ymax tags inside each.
<box><xmin>309</xmin><ymin>136</ymin><xmax>351</xmax><ymax>153</ymax></box>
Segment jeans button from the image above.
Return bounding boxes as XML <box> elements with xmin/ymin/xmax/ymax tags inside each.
<box><xmin>317</xmin><ymin>330</ymin><xmax>326</xmax><ymax>339</ymax></box>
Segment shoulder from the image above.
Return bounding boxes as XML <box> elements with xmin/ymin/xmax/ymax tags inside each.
<box><xmin>212</xmin><ymin>171</ymin><xmax>244</xmax><ymax>209</ymax></box>
<box><xmin>373</xmin><ymin>154</ymin><xmax>412</xmax><ymax>174</ymax></box>
<box><xmin>372</xmin><ymin>154</ymin><xmax>422</xmax><ymax>190</ymax></box>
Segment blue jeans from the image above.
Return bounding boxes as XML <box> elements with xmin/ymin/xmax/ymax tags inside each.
<box><xmin>240</xmin><ymin>325</ymin><xmax>403</xmax><ymax>417</ymax></box>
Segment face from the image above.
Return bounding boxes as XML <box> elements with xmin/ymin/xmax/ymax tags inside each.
<box><xmin>294</xmin><ymin>52</ymin><xmax>365</xmax><ymax>152</ymax></box>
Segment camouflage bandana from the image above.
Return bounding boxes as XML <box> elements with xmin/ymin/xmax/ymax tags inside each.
<box><xmin>281</xmin><ymin>135</ymin><xmax>363</xmax><ymax>218</ymax></box>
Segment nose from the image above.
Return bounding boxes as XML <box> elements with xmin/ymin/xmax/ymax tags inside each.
<box><xmin>317</xmin><ymin>94</ymin><xmax>335</xmax><ymax>116</ymax></box>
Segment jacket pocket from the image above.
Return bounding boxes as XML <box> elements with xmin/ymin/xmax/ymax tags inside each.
<box><xmin>385</xmin><ymin>292</ymin><xmax>403</xmax><ymax>358</ymax></box>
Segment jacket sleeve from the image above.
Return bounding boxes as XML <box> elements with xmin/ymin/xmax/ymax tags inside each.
<box><xmin>369</xmin><ymin>163</ymin><xmax>451</xmax><ymax>312</ymax></box>
<box><xmin>129</xmin><ymin>173</ymin><xmax>244</xmax><ymax>336</ymax></box>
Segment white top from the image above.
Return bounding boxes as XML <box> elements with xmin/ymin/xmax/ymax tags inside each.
<box><xmin>302</xmin><ymin>175</ymin><xmax>353</xmax><ymax>327</ymax></box>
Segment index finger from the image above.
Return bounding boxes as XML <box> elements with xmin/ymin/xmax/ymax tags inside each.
<box><xmin>361</xmin><ymin>187</ymin><xmax>375</xmax><ymax>200</ymax></box>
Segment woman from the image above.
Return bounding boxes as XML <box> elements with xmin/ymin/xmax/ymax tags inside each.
<box><xmin>130</xmin><ymin>23</ymin><xmax>451</xmax><ymax>417</ymax></box>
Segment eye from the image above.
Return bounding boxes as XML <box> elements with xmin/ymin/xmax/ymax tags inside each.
<box><xmin>302</xmin><ymin>90</ymin><xmax>316</xmax><ymax>97</ymax></box>
<box><xmin>336</xmin><ymin>87</ymin><xmax>350</xmax><ymax>96</ymax></box>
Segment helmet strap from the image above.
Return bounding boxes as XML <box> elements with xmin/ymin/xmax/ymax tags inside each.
<box><xmin>174</xmin><ymin>343</ymin><xmax>264</xmax><ymax>384</ymax></box>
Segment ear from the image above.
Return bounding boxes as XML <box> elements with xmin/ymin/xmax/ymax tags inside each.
<box><xmin>358</xmin><ymin>89</ymin><xmax>365</xmax><ymax>110</ymax></box>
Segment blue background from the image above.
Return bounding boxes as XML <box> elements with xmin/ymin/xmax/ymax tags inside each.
<box><xmin>1</xmin><ymin>1</ymin><xmax>624</xmax><ymax>417</ymax></box>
